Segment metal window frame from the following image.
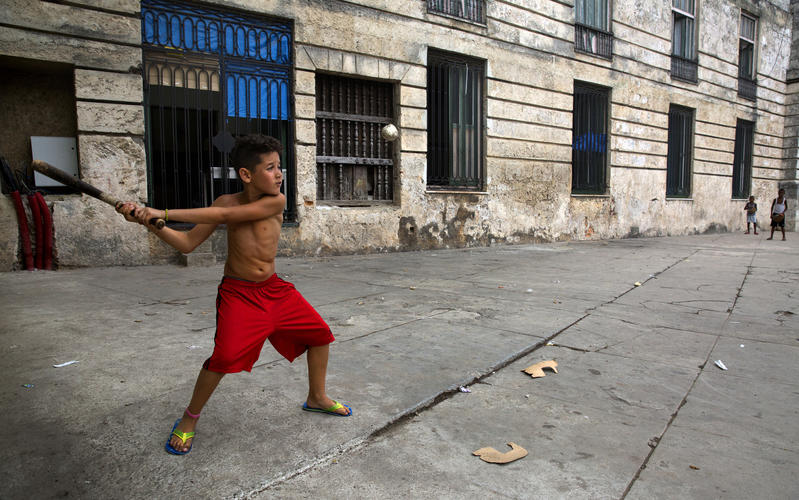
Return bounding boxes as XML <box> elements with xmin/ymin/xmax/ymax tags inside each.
<box><xmin>732</xmin><ymin>119</ymin><xmax>754</xmax><ymax>199</ymax></box>
<box><xmin>314</xmin><ymin>72</ymin><xmax>396</xmax><ymax>204</ymax></box>
<box><xmin>426</xmin><ymin>0</ymin><xmax>486</xmax><ymax>25</ymax></box>
<box><xmin>571</xmin><ymin>81</ymin><xmax>611</xmax><ymax>195</ymax></box>
<box><xmin>141</xmin><ymin>0</ymin><xmax>297</xmax><ymax>221</ymax></box>
<box><xmin>666</xmin><ymin>104</ymin><xmax>694</xmax><ymax>198</ymax></box>
<box><xmin>426</xmin><ymin>49</ymin><xmax>486</xmax><ymax>190</ymax></box>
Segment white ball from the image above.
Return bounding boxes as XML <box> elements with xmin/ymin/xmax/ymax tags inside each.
<box><xmin>381</xmin><ymin>123</ymin><xmax>399</xmax><ymax>142</ymax></box>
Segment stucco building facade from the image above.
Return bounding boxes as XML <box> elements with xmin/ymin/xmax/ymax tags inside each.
<box><xmin>1</xmin><ymin>0</ymin><xmax>797</xmax><ymax>270</ymax></box>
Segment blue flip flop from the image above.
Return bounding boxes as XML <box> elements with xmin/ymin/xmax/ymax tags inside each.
<box><xmin>302</xmin><ymin>400</ymin><xmax>352</xmax><ymax>417</ymax></box>
<box><xmin>165</xmin><ymin>418</ymin><xmax>195</xmax><ymax>455</ymax></box>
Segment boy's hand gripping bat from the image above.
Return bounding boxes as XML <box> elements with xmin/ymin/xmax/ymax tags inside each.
<box><xmin>31</xmin><ymin>160</ymin><xmax>165</xmax><ymax>229</ymax></box>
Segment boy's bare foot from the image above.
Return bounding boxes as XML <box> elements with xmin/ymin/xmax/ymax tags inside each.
<box><xmin>169</xmin><ymin>411</ymin><xmax>199</xmax><ymax>452</ymax></box>
<box><xmin>767</xmin><ymin>237</ymin><xmax>773</xmax><ymax>240</ymax></box>
<box><xmin>305</xmin><ymin>395</ymin><xmax>351</xmax><ymax>415</ymax></box>
<box><xmin>754</xmin><ymin>232</ymin><xmax>758</xmax><ymax>235</ymax></box>
<box><xmin>745</xmin><ymin>231</ymin><xmax>750</xmax><ymax>234</ymax></box>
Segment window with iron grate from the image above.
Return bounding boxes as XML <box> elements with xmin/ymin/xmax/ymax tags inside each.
<box><xmin>732</xmin><ymin>119</ymin><xmax>754</xmax><ymax>199</ymax></box>
<box><xmin>666</xmin><ymin>105</ymin><xmax>694</xmax><ymax>198</ymax></box>
<box><xmin>427</xmin><ymin>0</ymin><xmax>485</xmax><ymax>24</ymax></box>
<box><xmin>315</xmin><ymin>74</ymin><xmax>395</xmax><ymax>204</ymax></box>
<box><xmin>427</xmin><ymin>50</ymin><xmax>485</xmax><ymax>190</ymax></box>
<box><xmin>572</xmin><ymin>82</ymin><xmax>610</xmax><ymax>194</ymax></box>
<box><xmin>141</xmin><ymin>0</ymin><xmax>296</xmax><ymax>220</ymax></box>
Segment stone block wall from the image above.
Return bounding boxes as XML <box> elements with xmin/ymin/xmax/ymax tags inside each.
<box><xmin>0</xmin><ymin>0</ymin><xmax>796</xmax><ymax>270</ymax></box>
<box><xmin>0</xmin><ymin>0</ymin><xmax>149</xmax><ymax>269</ymax></box>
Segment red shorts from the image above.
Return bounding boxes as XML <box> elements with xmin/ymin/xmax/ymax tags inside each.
<box><xmin>203</xmin><ymin>274</ymin><xmax>334</xmax><ymax>373</ymax></box>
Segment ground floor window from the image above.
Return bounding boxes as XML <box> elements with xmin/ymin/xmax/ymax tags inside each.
<box><xmin>732</xmin><ymin>119</ymin><xmax>754</xmax><ymax>199</ymax></box>
<box><xmin>141</xmin><ymin>0</ymin><xmax>295</xmax><ymax>220</ymax></box>
<box><xmin>666</xmin><ymin>105</ymin><xmax>694</xmax><ymax>197</ymax></box>
<box><xmin>572</xmin><ymin>82</ymin><xmax>610</xmax><ymax>194</ymax></box>
<box><xmin>315</xmin><ymin>73</ymin><xmax>395</xmax><ymax>204</ymax></box>
<box><xmin>427</xmin><ymin>49</ymin><xmax>485</xmax><ymax>190</ymax></box>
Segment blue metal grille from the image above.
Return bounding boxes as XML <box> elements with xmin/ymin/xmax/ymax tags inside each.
<box><xmin>141</xmin><ymin>0</ymin><xmax>295</xmax><ymax>220</ymax></box>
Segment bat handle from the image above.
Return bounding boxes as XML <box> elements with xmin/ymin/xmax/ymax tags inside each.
<box><xmin>115</xmin><ymin>202</ymin><xmax>165</xmax><ymax>230</ymax></box>
<box><xmin>149</xmin><ymin>217</ymin><xmax>166</xmax><ymax>230</ymax></box>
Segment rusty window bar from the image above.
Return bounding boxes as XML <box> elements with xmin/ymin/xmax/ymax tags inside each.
<box><xmin>315</xmin><ymin>74</ymin><xmax>394</xmax><ymax>203</ymax></box>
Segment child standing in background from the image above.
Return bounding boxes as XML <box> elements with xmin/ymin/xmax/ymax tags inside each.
<box><xmin>744</xmin><ymin>196</ymin><xmax>758</xmax><ymax>235</ymax></box>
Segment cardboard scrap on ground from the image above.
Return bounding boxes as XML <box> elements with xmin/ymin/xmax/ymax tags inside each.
<box><xmin>473</xmin><ymin>442</ymin><xmax>528</xmax><ymax>464</ymax></box>
<box><xmin>522</xmin><ymin>360</ymin><xmax>558</xmax><ymax>378</ymax></box>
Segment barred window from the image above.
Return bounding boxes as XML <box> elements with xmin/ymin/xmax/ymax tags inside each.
<box><xmin>141</xmin><ymin>0</ymin><xmax>296</xmax><ymax>220</ymax></box>
<box><xmin>671</xmin><ymin>0</ymin><xmax>697</xmax><ymax>82</ymax></box>
<box><xmin>738</xmin><ymin>13</ymin><xmax>757</xmax><ymax>100</ymax></box>
<box><xmin>572</xmin><ymin>82</ymin><xmax>610</xmax><ymax>194</ymax></box>
<box><xmin>732</xmin><ymin>119</ymin><xmax>754</xmax><ymax>199</ymax></box>
<box><xmin>574</xmin><ymin>0</ymin><xmax>613</xmax><ymax>59</ymax></box>
<box><xmin>427</xmin><ymin>50</ymin><xmax>485</xmax><ymax>190</ymax></box>
<box><xmin>427</xmin><ymin>0</ymin><xmax>485</xmax><ymax>24</ymax></box>
<box><xmin>666</xmin><ymin>105</ymin><xmax>694</xmax><ymax>198</ymax></box>
<box><xmin>315</xmin><ymin>74</ymin><xmax>395</xmax><ymax>204</ymax></box>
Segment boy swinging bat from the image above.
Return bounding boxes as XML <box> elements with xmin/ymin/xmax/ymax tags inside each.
<box><xmin>116</xmin><ymin>134</ymin><xmax>351</xmax><ymax>455</ymax></box>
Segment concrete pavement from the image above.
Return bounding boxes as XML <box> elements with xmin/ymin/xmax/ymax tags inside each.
<box><xmin>1</xmin><ymin>233</ymin><xmax>797</xmax><ymax>499</ymax></box>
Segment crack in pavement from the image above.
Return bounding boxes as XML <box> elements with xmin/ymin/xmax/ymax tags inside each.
<box><xmin>242</xmin><ymin>247</ymin><xmax>710</xmax><ymax>498</ymax></box>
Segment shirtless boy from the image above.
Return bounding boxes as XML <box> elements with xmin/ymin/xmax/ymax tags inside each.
<box><xmin>118</xmin><ymin>134</ymin><xmax>350</xmax><ymax>455</ymax></box>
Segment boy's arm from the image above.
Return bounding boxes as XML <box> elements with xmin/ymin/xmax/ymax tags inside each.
<box><xmin>118</xmin><ymin>202</ymin><xmax>218</xmax><ymax>254</ymax></box>
<box><xmin>133</xmin><ymin>194</ymin><xmax>285</xmax><ymax>226</ymax></box>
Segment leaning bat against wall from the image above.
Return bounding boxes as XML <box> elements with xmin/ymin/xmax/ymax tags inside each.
<box><xmin>31</xmin><ymin>160</ymin><xmax>165</xmax><ymax>229</ymax></box>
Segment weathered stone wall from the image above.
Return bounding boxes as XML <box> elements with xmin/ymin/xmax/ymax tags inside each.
<box><xmin>0</xmin><ymin>0</ymin><xmax>148</xmax><ymax>269</ymax></box>
<box><xmin>0</xmin><ymin>0</ymin><xmax>796</xmax><ymax>270</ymax></box>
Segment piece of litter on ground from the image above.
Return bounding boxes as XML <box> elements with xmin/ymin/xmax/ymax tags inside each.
<box><xmin>524</xmin><ymin>394</ymin><xmax>530</xmax><ymax>398</ymax></box>
<box><xmin>740</xmin><ymin>344</ymin><xmax>745</xmax><ymax>348</ymax></box>
<box><xmin>552</xmin><ymin>280</ymin><xmax>560</xmax><ymax>284</ymax></box>
<box><xmin>458</xmin><ymin>386</ymin><xmax>472</xmax><ymax>393</ymax></box>
<box><xmin>409</xmin><ymin>286</ymin><xmax>416</xmax><ymax>290</ymax></box>
<box><xmin>53</xmin><ymin>360</ymin><xmax>79</xmax><ymax>368</ymax></box>
<box><xmin>522</xmin><ymin>360</ymin><xmax>558</xmax><ymax>378</ymax></box>
<box><xmin>357</xmin><ymin>301</ymin><xmax>365</xmax><ymax>305</ymax></box>
<box><xmin>714</xmin><ymin>360</ymin><xmax>728</xmax><ymax>370</ymax></box>
<box><xmin>473</xmin><ymin>442</ymin><xmax>528</xmax><ymax>464</ymax></box>
<box><xmin>497</xmin><ymin>285</ymin><xmax>504</xmax><ymax>289</ymax></box>
<box><xmin>634</xmin><ymin>282</ymin><xmax>642</xmax><ymax>286</ymax></box>
<box><xmin>526</xmin><ymin>289</ymin><xmax>533</xmax><ymax>293</ymax></box>
<box><xmin>649</xmin><ymin>274</ymin><xmax>656</xmax><ymax>278</ymax></box>
<box><xmin>22</xmin><ymin>384</ymin><xmax>34</xmax><ymax>389</ymax></box>
<box><xmin>689</xmin><ymin>465</ymin><xmax>700</xmax><ymax>470</ymax></box>
<box><xmin>188</xmin><ymin>345</ymin><xmax>201</xmax><ymax>349</ymax></box>
<box><xmin>546</xmin><ymin>341</ymin><xmax>556</xmax><ymax>346</ymax></box>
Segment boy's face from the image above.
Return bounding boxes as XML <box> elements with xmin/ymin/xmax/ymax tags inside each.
<box><xmin>243</xmin><ymin>152</ymin><xmax>282</xmax><ymax>195</ymax></box>
<box><xmin>749</xmin><ymin>196</ymin><xmax>754</xmax><ymax>202</ymax></box>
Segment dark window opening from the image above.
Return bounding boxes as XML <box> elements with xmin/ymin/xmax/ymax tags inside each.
<box><xmin>427</xmin><ymin>50</ymin><xmax>485</xmax><ymax>190</ymax></box>
<box><xmin>315</xmin><ymin>74</ymin><xmax>395</xmax><ymax>204</ymax></box>
<box><xmin>666</xmin><ymin>105</ymin><xmax>694</xmax><ymax>198</ymax></box>
<box><xmin>732</xmin><ymin>119</ymin><xmax>754</xmax><ymax>199</ymax></box>
<box><xmin>572</xmin><ymin>82</ymin><xmax>610</xmax><ymax>194</ymax></box>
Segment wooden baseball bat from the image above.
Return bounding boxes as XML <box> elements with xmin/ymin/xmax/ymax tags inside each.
<box><xmin>31</xmin><ymin>160</ymin><xmax>165</xmax><ymax>229</ymax></box>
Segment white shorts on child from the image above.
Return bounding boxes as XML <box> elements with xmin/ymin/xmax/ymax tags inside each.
<box><xmin>747</xmin><ymin>213</ymin><xmax>757</xmax><ymax>223</ymax></box>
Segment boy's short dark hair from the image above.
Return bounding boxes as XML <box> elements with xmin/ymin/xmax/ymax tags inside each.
<box><xmin>231</xmin><ymin>134</ymin><xmax>283</xmax><ymax>173</ymax></box>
